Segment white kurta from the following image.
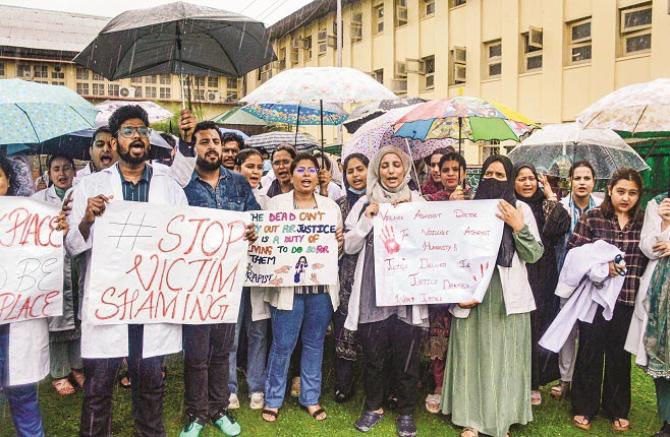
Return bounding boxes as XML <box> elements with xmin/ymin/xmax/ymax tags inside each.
<box><xmin>65</xmin><ymin>164</ymin><xmax>187</xmax><ymax>359</ymax></box>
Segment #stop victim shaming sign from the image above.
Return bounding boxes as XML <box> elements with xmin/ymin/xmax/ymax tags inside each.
<box><xmin>373</xmin><ymin>200</ymin><xmax>504</xmax><ymax>305</ymax></box>
<box><xmin>87</xmin><ymin>201</ymin><xmax>249</xmax><ymax>325</ymax></box>
<box><xmin>0</xmin><ymin>197</ymin><xmax>64</xmax><ymax>323</ymax></box>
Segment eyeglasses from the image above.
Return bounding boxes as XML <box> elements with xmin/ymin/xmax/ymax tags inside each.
<box><xmin>295</xmin><ymin>167</ymin><xmax>318</xmax><ymax>175</ymax></box>
<box><xmin>118</xmin><ymin>126</ymin><xmax>151</xmax><ymax>138</ymax></box>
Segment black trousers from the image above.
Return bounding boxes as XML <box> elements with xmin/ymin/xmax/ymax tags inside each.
<box><xmin>572</xmin><ymin>303</ymin><xmax>634</xmax><ymax>419</ymax></box>
<box><xmin>333</xmin><ymin>309</ymin><xmax>355</xmax><ymax>393</ymax></box>
<box><xmin>358</xmin><ymin>315</ymin><xmax>422</xmax><ymax>415</ymax></box>
<box><xmin>183</xmin><ymin>323</ymin><xmax>235</xmax><ymax>421</ymax></box>
<box><xmin>80</xmin><ymin>325</ymin><xmax>165</xmax><ymax>437</ymax></box>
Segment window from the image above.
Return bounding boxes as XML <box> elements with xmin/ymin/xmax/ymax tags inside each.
<box><xmin>76</xmin><ymin>67</ymin><xmax>88</xmax><ymax>80</ymax></box>
<box><xmin>318</xmin><ymin>28</ymin><xmax>328</xmax><ymax>55</ymax></box>
<box><xmin>133</xmin><ymin>86</ymin><xmax>142</xmax><ymax>98</ymax></box>
<box><xmin>160</xmin><ymin>74</ymin><xmax>171</xmax><ymax>85</ymax></box>
<box><xmin>304</xmin><ymin>36</ymin><xmax>313</xmax><ymax>60</ymax></box>
<box><xmin>290</xmin><ymin>45</ymin><xmax>300</xmax><ymax>65</ymax></box>
<box><xmin>76</xmin><ymin>83</ymin><xmax>89</xmax><ymax>95</ymax></box>
<box><xmin>395</xmin><ymin>0</ymin><xmax>408</xmax><ymax>27</ymax></box>
<box><xmin>226</xmin><ymin>90</ymin><xmax>239</xmax><ymax>101</ymax></box>
<box><xmin>0</xmin><ymin>62</ymin><xmax>5</xmax><ymax>76</ymax></box>
<box><xmin>227</xmin><ymin>78</ymin><xmax>237</xmax><ymax>89</ymax></box>
<box><xmin>51</xmin><ymin>66</ymin><xmax>64</xmax><ymax>79</ymax></box>
<box><xmin>619</xmin><ymin>3</ymin><xmax>652</xmax><ymax>56</ymax></box>
<box><xmin>351</xmin><ymin>13</ymin><xmax>363</xmax><ymax>42</ymax></box>
<box><xmin>92</xmin><ymin>83</ymin><xmax>105</xmax><ymax>96</ymax></box>
<box><xmin>33</xmin><ymin>65</ymin><xmax>48</xmax><ymax>78</ymax></box>
<box><xmin>521</xmin><ymin>28</ymin><xmax>543</xmax><ymax>71</ymax></box>
<box><xmin>423</xmin><ymin>0</ymin><xmax>435</xmax><ymax>16</ymax></box>
<box><xmin>422</xmin><ymin>55</ymin><xmax>435</xmax><ymax>89</ymax></box>
<box><xmin>145</xmin><ymin>86</ymin><xmax>157</xmax><ymax>98</ymax></box>
<box><xmin>108</xmin><ymin>84</ymin><xmax>120</xmax><ymax>96</ymax></box>
<box><xmin>51</xmin><ymin>81</ymin><xmax>65</xmax><ymax>86</ymax></box>
<box><xmin>131</xmin><ymin>77</ymin><xmax>142</xmax><ymax>84</ymax></box>
<box><xmin>484</xmin><ymin>40</ymin><xmax>502</xmax><ymax>78</ymax></box>
<box><xmin>207</xmin><ymin>77</ymin><xmax>219</xmax><ymax>88</ymax></box>
<box><xmin>160</xmin><ymin>87</ymin><xmax>171</xmax><ymax>99</ymax></box>
<box><xmin>279</xmin><ymin>48</ymin><xmax>287</xmax><ymax>70</ymax></box>
<box><xmin>568</xmin><ymin>18</ymin><xmax>592</xmax><ymax>64</ymax></box>
<box><xmin>450</xmin><ymin>0</ymin><xmax>466</xmax><ymax>7</ymax></box>
<box><xmin>17</xmin><ymin>64</ymin><xmax>32</xmax><ymax>78</ymax></box>
<box><xmin>92</xmin><ymin>73</ymin><xmax>104</xmax><ymax>81</ymax></box>
<box><xmin>194</xmin><ymin>77</ymin><xmax>206</xmax><ymax>87</ymax></box>
<box><xmin>450</xmin><ymin>46</ymin><xmax>466</xmax><ymax>85</ymax></box>
<box><xmin>373</xmin><ymin>68</ymin><xmax>384</xmax><ymax>84</ymax></box>
<box><xmin>145</xmin><ymin>75</ymin><xmax>157</xmax><ymax>84</ymax></box>
<box><xmin>374</xmin><ymin>2</ymin><xmax>384</xmax><ymax>34</ymax></box>
<box><xmin>194</xmin><ymin>89</ymin><xmax>205</xmax><ymax>100</ymax></box>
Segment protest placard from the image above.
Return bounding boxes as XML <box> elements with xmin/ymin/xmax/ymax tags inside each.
<box><xmin>246</xmin><ymin>209</ymin><xmax>338</xmax><ymax>287</ymax></box>
<box><xmin>373</xmin><ymin>200</ymin><xmax>504</xmax><ymax>305</ymax></box>
<box><xmin>86</xmin><ymin>200</ymin><xmax>249</xmax><ymax>324</ymax></box>
<box><xmin>0</xmin><ymin>197</ymin><xmax>64</xmax><ymax>324</ymax></box>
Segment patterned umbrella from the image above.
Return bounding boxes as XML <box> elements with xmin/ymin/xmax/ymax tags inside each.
<box><xmin>393</xmin><ymin>96</ymin><xmax>537</xmax><ymax>154</ymax></box>
<box><xmin>344</xmin><ymin>97</ymin><xmax>426</xmax><ymax>134</ymax></box>
<box><xmin>343</xmin><ymin>105</ymin><xmax>456</xmax><ymax>161</ymax></box>
<box><xmin>577</xmin><ymin>78</ymin><xmax>670</xmax><ymax>133</ymax></box>
<box><xmin>508</xmin><ymin>123</ymin><xmax>649</xmax><ymax>179</ymax></box>
<box><xmin>241</xmin><ymin>101</ymin><xmax>347</xmax><ymax>125</ymax></box>
<box><xmin>246</xmin><ymin>131</ymin><xmax>318</xmax><ymax>152</ymax></box>
<box><xmin>0</xmin><ymin>79</ymin><xmax>98</xmax><ymax>145</ymax></box>
<box><xmin>95</xmin><ymin>100</ymin><xmax>173</xmax><ymax>126</ymax></box>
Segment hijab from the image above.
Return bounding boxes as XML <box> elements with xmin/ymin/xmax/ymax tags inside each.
<box><xmin>474</xmin><ymin>155</ymin><xmax>517</xmax><ymax>267</ymax></box>
<box><xmin>342</xmin><ymin>153</ymin><xmax>369</xmax><ymax>207</ymax></box>
<box><xmin>367</xmin><ymin>146</ymin><xmax>413</xmax><ymax>204</ymax></box>
<box><xmin>513</xmin><ymin>163</ymin><xmax>546</xmax><ymax>231</ymax></box>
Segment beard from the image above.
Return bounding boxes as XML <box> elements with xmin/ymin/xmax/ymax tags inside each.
<box><xmin>197</xmin><ymin>154</ymin><xmax>222</xmax><ymax>172</ymax></box>
<box><xmin>118</xmin><ymin>141</ymin><xmax>149</xmax><ymax>165</ymax></box>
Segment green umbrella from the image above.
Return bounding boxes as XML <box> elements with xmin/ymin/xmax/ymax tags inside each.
<box><xmin>212</xmin><ymin>107</ymin><xmax>268</xmax><ymax>126</ymax></box>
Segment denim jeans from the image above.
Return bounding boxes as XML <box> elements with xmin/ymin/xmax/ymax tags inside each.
<box><xmin>264</xmin><ymin>293</ymin><xmax>332</xmax><ymax>408</ymax></box>
<box><xmin>229</xmin><ymin>288</ymin><xmax>268</xmax><ymax>394</ymax></box>
<box><xmin>80</xmin><ymin>325</ymin><xmax>165</xmax><ymax>437</ymax></box>
<box><xmin>183</xmin><ymin>323</ymin><xmax>235</xmax><ymax>421</ymax></box>
<box><xmin>0</xmin><ymin>324</ymin><xmax>45</xmax><ymax>437</ymax></box>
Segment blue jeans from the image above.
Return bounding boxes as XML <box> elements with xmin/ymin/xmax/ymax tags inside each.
<box><xmin>264</xmin><ymin>293</ymin><xmax>332</xmax><ymax>408</ymax></box>
<box><xmin>229</xmin><ymin>288</ymin><xmax>268</xmax><ymax>394</ymax></box>
<box><xmin>0</xmin><ymin>324</ymin><xmax>45</xmax><ymax>437</ymax></box>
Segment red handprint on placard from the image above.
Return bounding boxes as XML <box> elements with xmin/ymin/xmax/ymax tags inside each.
<box><xmin>471</xmin><ymin>261</ymin><xmax>490</xmax><ymax>282</ymax></box>
<box><xmin>381</xmin><ymin>225</ymin><xmax>401</xmax><ymax>255</ymax></box>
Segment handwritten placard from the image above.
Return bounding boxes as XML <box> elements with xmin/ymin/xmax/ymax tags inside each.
<box><xmin>86</xmin><ymin>201</ymin><xmax>249</xmax><ymax>325</ymax></box>
<box><xmin>246</xmin><ymin>209</ymin><xmax>338</xmax><ymax>287</ymax></box>
<box><xmin>373</xmin><ymin>200</ymin><xmax>504</xmax><ymax>305</ymax></box>
<box><xmin>0</xmin><ymin>197</ymin><xmax>64</xmax><ymax>324</ymax></box>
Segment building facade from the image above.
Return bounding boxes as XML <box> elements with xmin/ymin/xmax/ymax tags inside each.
<box><xmin>246</xmin><ymin>0</ymin><xmax>670</xmax><ymax>162</ymax></box>
<box><xmin>0</xmin><ymin>5</ymin><xmax>242</xmax><ymax>120</ymax></box>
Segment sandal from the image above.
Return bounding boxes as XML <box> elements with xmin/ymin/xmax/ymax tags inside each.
<box><xmin>261</xmin><ymin>408</ymin><xmax>279</xmax><ymax>423</ymax></box>
<box><xmin>118</xmin><ymin>370</ymin><xmax>131</xmax><ymax>389</ymax></box>
<box><xmin>460</xmin><ymin>428</ymin><xmax>479</xmax><ymax>437</ymax></box>
<box><xmin>52</xmin><ymin>377</ymin><xmax>76</xmax><ymax>396</ymax></box>
<box><xmin>551</xmin><ymin>381</ymin><xmax>570</xmax><ymax>400</ymax></box>
<box><xmin>612</xmin><ymin>418</ymin><xmax>630</xmax><ymax>432</ymax></box>
<box><xmin>302</xmin><ymin>404</ymin><xmax>327</xmax><ymax>421</ymax></box>
<box><xmin>71</xmin><ymin>369</ymin><xmax>85</xmax><ymax>389</ymax></box>
<box><xmin>531</xmin><ymin>390</ymin><xmax>542</xmax><ymax>406</ymax></box>
<box><xmin>573</xmin><ymin>415</ymin><xmax>592</xmax><ymax>431</ymax></box>
<box><xmin>425</xmin><ymin>393</ymin><xmax>441</xmax><ymax>414</ymax></box>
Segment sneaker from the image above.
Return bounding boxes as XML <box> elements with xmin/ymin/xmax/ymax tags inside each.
<box><xmin>212</xmin><ymin>411</ymin><xmax>241</xmax><ymax>437</ymax></box>
<box><xmin>396</xmin><ymin>414</ymin><xmax>417</xmax><ymax>437</ymax></box>
<box><xmin>354</xmin><ymin>410</ymin><xmax>384</xmax><ymax>432</ymax></box>
<box><xmin>249</xmin><ymin>392</ymin><xmax>264</xmax><ymax>410</ymax></box>
<box><xmin>228</xmin><ymin>393</ymin><xmax>240</xmax><ymax>410</ymax></box>
<box><xmin>179</xmin><ymin>418</ymin><xmax>205</xmax><ymax>437</ymax></box>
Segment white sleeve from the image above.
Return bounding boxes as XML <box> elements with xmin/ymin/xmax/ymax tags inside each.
<box><xmin>165</xmin><ymin>148</ymin><xmax>196</xmax><ymax>188</ymax></box>
<box><xmin>344</xmin><ymin>198</ymin><xmax>373</xmax><ymax>255</ymax></box>
<box><xmin>639</xmin><ymin>199</ymin><xmax>669</xmax><ymax>260</ymax></box>
<box><xmin>65</xmin><ymin>182</ymin><xmax>92</xmax><ymax>257</ymax></box>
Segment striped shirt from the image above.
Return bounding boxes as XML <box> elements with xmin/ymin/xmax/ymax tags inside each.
<box><xmin>568</xmin><ymin>207</ymin><xmax>647</xmax><ymax>306</ymax></box>
<box><xmin>118</xmin><ymin>164</ymin><xmax>153</xmax><ymax>202</ymax></box>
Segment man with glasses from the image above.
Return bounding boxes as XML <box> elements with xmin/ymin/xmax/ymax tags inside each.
<box><xmin>179</xmin><ymin>121</ymin><xmax>258</xmax><ymax>437</ymax></box>
<box><xmin>66</xmin><ymin>105</ymin><xmax>188</xmax><ymax>437</ymax></box>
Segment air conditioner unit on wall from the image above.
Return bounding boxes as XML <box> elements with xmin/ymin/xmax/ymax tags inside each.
<box><xmin>207</xmin><ymin>91</ymin><xmax>219</xmax><ymax>102</ymax></box>
<box><xmin>529</xmin><ymin>26</ymin><xmax>543</xmax><ymax>49</ymax></box>
<box><xmin>119</xmin><ymin>86</ymin><xmax>136</xmax><ymax>98</ymax></box>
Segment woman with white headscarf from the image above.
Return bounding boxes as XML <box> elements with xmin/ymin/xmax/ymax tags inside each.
<box><xmin>344</xmin><ymin>146</ymin><xmax>428</xmax><ymax>437</ymax></box>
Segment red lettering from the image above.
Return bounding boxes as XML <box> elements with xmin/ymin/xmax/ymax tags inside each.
<box><xmin>158</xmin><ymin>215</ymin><xmax>184</xmax><ymax>253</ymax></box>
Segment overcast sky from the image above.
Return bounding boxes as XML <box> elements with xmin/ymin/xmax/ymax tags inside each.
<box><xmin>0</xmin><ymin>0</ymin><xmax>314</xmax><ymax>24</ymax></box>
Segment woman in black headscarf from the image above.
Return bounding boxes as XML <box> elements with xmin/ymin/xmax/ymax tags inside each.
<box><xmin>441</xmin><ymin>155</ymin><xmax>544</xmax><ymax>437</ymax></box>
<box><xmin>513</xmin><ymin>163</ymin><xmax>570</xmax><ymax>405</ymax></box>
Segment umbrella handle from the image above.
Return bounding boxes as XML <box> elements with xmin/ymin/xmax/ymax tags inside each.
<box><xmin>404</xmin><ymin>138</ymin><xmax>423</xmax><ymax>196</ymax></box>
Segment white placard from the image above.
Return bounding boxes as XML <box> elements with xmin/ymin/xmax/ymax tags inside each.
<box><xmin>374</xmin><ymin>200</ymin><xmax>504</xmax><ymax>305</ymax></box>
<box><xmin>0</xmin><ymin>197</ymin><xmax>64</xmax><ymax>324</ymax></box>
<box><xmin>87</xmin><ymin>201</ymin><xmax>249</xmax><ymax>324</ymax></box>
<box><xmin>246</xmin><ymin>209</ymin><xmax>338</xmax><ymax>287</ymax></box>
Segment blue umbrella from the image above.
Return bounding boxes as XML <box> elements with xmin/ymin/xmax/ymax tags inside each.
<box><xmin>241</xmin><ymin>102</ymin><xmax>347</xmax><ymax>126</ymax></box>
<box><xmin>0</xmin><ymin>79</ymin><xmax>98</xmax><ymax>145</ymax></box>
<box><xmin>219</xmin><ymin>127</ymin><xmax>249</xmax><ymax>141</ymax></box>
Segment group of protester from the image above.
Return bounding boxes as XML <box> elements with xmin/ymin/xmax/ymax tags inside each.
<box><xmin>0</xmin><ymin>103</ymin><xmax>669</xmax><ymax>437</ymax></box>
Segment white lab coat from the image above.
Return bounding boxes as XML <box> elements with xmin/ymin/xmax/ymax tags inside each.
<box><xmin>343</xmin><ymin>193</ymin><xmax>429</xmax><ymax>331</ymax></box>
<box><xmin>65</xmin><ymin>164</ymin><xmax>187</xmax><ymax>359</ymax></box>
<box><xmin>539</xmin><ymin>241</ymin><xmax>624</xmax><ymax>353</ymax></box>
<box><xmin>625</xmin><ymin>198</ymin><xmax>670</xmax><ymax>365</ymax></box>
<box><xmin>450</xmin><ymin>201</ymin><xmax>542</xmax><ymax>319</ymax></box>
<box><xmin>262</xmin><ymin>192</ymin><xmax>342</xmax><ymax>312</ymax></box>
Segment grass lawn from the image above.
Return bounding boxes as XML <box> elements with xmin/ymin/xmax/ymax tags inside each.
<box><xmin>1</xmin><ymin>351</ymin><xmax>661</xmax><ymax>437</ymax></box>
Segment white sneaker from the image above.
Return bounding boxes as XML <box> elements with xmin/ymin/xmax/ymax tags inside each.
<box><xmin>249</xmin><ymin>392</ymin><xmax>264</xmax><ymax>410</ymax></box>
<box><xmin>228</xmin><ymin>393</ymin><xmax>240</xmax><ymax>409</ymax></box>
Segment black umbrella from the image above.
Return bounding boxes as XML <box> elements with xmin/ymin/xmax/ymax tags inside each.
<box><xmin>74</xmin><ymin>1</ymin><xmax>276</xmax><ymax>107</ymax></box>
